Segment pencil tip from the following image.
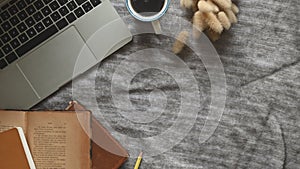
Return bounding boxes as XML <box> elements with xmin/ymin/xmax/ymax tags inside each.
<box><xmin>139</xmin><ymin>152</ymin><xmax>143</xmax><ymax>157</ymax></box>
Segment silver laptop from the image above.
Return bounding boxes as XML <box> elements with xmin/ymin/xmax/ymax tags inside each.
<box><xmin>0</xmin><ymin>0</ymin><xmax>132</xmax><ymax>109</ymax></box>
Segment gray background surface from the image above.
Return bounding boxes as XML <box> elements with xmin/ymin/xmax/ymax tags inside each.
<box><xmin>34</xmin><ymin>0</ymin><xmax>300</xmax><ymax>168</ymax></box>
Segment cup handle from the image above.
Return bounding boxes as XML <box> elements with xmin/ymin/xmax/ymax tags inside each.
<box><xmin>151</xmin><ymin>20</ymin><xmax>162</xmax><ymax>34</ymax></box>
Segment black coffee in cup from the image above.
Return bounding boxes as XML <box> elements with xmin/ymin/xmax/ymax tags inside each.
<box><xmin>126</xmin><ymin>0</ymin><xmax>170</xmax><ymax>21</ymax></box>
<box><xmin>131</xmin><ymin>0</ymin><xmax>165</xmax><ymax>15</ymax></box>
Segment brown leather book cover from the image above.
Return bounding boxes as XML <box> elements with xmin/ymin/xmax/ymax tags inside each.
<box><xmin>0</xmin><ymin>128</ymin><xmax>36</xmax><ymax>169</ymax></box>
<box><xmin>66</xmin><ymin>101</ymin><xmax>129</xmax><ymax>169</ymax></box>
<box><xmin>0</xmin><ymin>110</ymin><xmax>91</xmax><ymax>169</ymax></box>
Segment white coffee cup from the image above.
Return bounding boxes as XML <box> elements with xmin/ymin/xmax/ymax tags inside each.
<box><xmin>125</xmin><ymin>0</ymin><xmax>170</xmax><ymax>22</ymax></box>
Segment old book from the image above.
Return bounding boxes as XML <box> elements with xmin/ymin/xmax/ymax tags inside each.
<box><xmin>0</xmin><ymin>127</ymin><xmax>36</xmax><ymax>169</ymax></box>
<box><xmin>66</xmin><ymin>101</ymin><xmax>129</xmax><ymax>169</ymax></box>
<box><xmin>0</xmin><ymin>110</ymin><xmax>91</xmax><ymax>169</ymax></box>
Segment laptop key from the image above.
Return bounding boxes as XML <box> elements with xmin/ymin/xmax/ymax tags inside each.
<box><xmin>26</xmin><ymin>28</ymin><xmax>37</xmax><ymax>38</ymax></box>
<box><xmin>90</xmin><ymin>0</ymin><xmax>101</xmax><ymax>7</ymax></box>
<box><xmin>16</xmin><ymin>25</ymin><xmax>58</xmax><ymax>57</ymax></box>
<box><xmin>49</xmin><ymin>1</ymin><xmax>59</xmax><ymax>11</ymax></box>
<box><xmin>8</xmin><ymin>5</ymin><xmax>19</xmax><ymax>16</ymax></box>
<box><xmin>0</xmin><ymin>28</ymin><xmax>3</xmax><ymax>36</ymax></box>
<box><xmin>42</xmin><ymin>17</ymin><xmax>53</xmax><ymax>27</ymax></box>
<box><xmin>34</xmin><ymin>0</ymin><xmax>45</xmax><ymax>9</ymax></box>
<box><xmin>10</xmin><ymin>39</ymin><xmax>21</xmax><ymax>48</ymax></box>
<box><xmin>9</xmin><ymin>0</ymin><xmax>18</xmax><ymax>4</ymax></box>
<box><xmin>9</xmin><ymin>28</ymin><xmax>19</xmax><ymax>37</ymax></box>
<box><xmin>17</xmin><ymin>22</ymin><xmax>27</xmax><ymax>32</ymax></box>
<box><xmin>18</xmin><ymin>11</ymin><xmax>28</xmax><ymax>20</ymax></box>
<box><xmin>26</xmin><ymin>5</ymin><xmax>36</xmax><ymax>15</ymax></box>
<box><xmin>25</xmin><ymin>0</ymin><xmax>35</xmax><ymax>4</ymax></box>
<box><xmin>18</xmin><ymin>33</ymin><xmax>29</xmax><ymax>43</ymax></box>
<box><xmin>59</xmin><ymin>6</ymin><xmax>69</xmax><ymax>16</ymax></box>
<box><xmin>56</xmin><ymin>18</ymin><xmax>68</xmax><ymax>30</ymax></box>
<box><xmin>10</xmin><ymin>16</ymin><xmax>20</xmax><ymax>26</ymax></box>
<box><xmin>6</xmin><ymin>52</ymin><xmax>18</xmax><ymax>63</ymax></box>
<box><xmin>58</xmin><ymin>0</ymin><xmax>68</xmax><ymax>5</ymax></box>
<box><xmin>50</xmin><ymin>11</ymin><xmax>61</xmax><ymax>22</ymax></box>
<box><xmin>0</xmin><ymin>59</ymin><xmax>8</xmax><ymax>69</ymax></box>
<box><xmin>67</xmin><ymin>1</ymin><xmax>77</xmax><ymax>11</ymax></box>
<box><xmin>25</xmin><ymin>17</ymin><xmax>35</xmax><ymax>27</ymax></box>
<box><xmin>34</xmin><ymin>22</ymin><xmax>45</xmax><ymax>32</ymax></box>
<box><xmin>82</xmin><ymin>2</ymin><xmax>92</xmax><ymax>12</ymax></box>
<box><xmin>1</xmin><ymin>33</ymin><xmax>11</xmax><ymax>43</ymax></box>
<box><xmin>41</xmin><ymin>6</ymin><xmax>51</xmax><ymax>16</ymax></box>
<box><xmin>66</xmin><ymin>13</ymin><xmax>76</xmax><ymax>23</ymax></box>
<box><xmin>0</xmin><ymin>50</ymin><xmax>4</xmax><ymax>58</ymax></box>
<box><xmin>43</xmin><ymin>0</ymin><xmax>53</xmax><ymax>4</ymax></box>
<box><xmin>75</xmin><ymin>0</ymin><xmax>86</xmax><ymax>6</ymax></box>
<box><xmin>33</xmin><ymin>11</ymin><xmax>43</xmax><ymax>22</ymax></box>
<box><xmin>1</xmin><ymin>21</ymin><xmax>12</xmax><ymax>31</ymax></box>
<box><xmin>16</xmin><ymin>0</ymin><xmax>27</xmax><ymax>10</ymax></box>
<box><xmin>0</xmin><ymin>11</ymin><xmax>10</xmax><ymax>21</ymax></box>
<box><xmin>3</xmin><ymin>44</ymin><xmax>13</xmax><ymax>54</ymax></box>
<box><xmin>74</xmin><ymin>7</ymin><xmax>84</xmax><ymax>18</ymax></box>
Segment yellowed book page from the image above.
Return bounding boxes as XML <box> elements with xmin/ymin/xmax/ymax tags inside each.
<box><xmin>26</xmin><ymin>111</ymin><xmax>91</xmax><ymax>169</ymax></box>
<box><xmin>0</xmin><ymin>111</ymin><xmax>26</xmax><ymax>133</ymax></box>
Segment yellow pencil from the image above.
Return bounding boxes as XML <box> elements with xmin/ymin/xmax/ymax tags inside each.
<box><xmin>134</xmin><ymin>152</ymin><xmax>143</xmax><ymax>169</ymax></box>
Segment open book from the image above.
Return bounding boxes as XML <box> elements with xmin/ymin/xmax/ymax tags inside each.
<box><xmin>0</xmin><ymin>110</ymin><xmax>91</xmax><ymax>169</ymax></box>
<box><xmin>0</xmin><ymin>127</ymin><xmax>36</xmax><ymax>169</ymax></box>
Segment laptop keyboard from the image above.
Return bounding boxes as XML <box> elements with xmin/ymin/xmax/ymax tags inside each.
<box><xmin>0</xmin><ymin>0</ymin><xmax>102</xmax><ymax>69</ymax></box>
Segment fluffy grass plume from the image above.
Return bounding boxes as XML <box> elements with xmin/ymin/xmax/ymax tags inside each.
<box><xmin>198</xmin><ymin>0</ymin><xmax>214</xmax><ymax>12</ymax></box>
<box><xmin>211</xmin><ymin>0</ymin><xmax>231</xmax><ymax>9</ymax></box>
<box><xmin>204</xmin><ymin>12</ymin><xmax>224</xmax><ymax>33</ymax></box>
<box><xmin>206</xmin><ymin>29</ymin><xmax>220</xmax><ymax>41</ymax></box>
<box><xmin>180</xmin><ymin>0</ymin><xmax>194</xmax><ymax>9</ymax></box>
<box><xmin>172</xmin><ymin>31</ymin><xmax>189</xmax><ymax>54</ymax></box>
<box><xmin>193</xmin><ymin>11</ymin><xmax>207</xmax><ymax>38</ymax></box>
<box><xmin>225</xmin><ymin>9</ymin><xmax>237</xmax><ymax>23</ymax></box>
<box><xmin>218</xmin><ymin>11</ymin><xmax>231</xmax><ymax>30</ymax></box>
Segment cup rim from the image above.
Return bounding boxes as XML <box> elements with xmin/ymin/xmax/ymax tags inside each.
<box><xmin>126</xmin><ymin>0</ymin><xmax>170</xmax><ymax>22</ymax></box>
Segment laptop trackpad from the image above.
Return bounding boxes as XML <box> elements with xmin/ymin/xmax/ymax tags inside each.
<box><xmin>17</xmin><ymin>26</ymin><xmax>97</xmax><ymax>98</ymax></box>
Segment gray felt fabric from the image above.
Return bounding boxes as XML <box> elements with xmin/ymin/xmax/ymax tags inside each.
<box><xmin>33</xmin><ymin>0</ymin><xmax>300</xmax><ymax>168</ymax></box>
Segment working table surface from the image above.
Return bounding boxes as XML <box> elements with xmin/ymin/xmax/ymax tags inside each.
<box><xmin>34</xmin><ymin>0</ymin><xmax>300</xmax><ymax>168</ymax></box>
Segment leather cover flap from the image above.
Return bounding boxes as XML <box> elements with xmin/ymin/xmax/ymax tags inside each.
<box><xmin>0</xmin><ymin>128</ymin><xmax>31</xmax><ymax>169</ymax></box>
<box><xmin>66</xmin><ymin>101</ymin><xmax>128</xmax><ymax>169</ymax></box>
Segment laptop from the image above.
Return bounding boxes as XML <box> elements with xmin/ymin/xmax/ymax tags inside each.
<box><xmin>0</xmin><ymin>0</ymin><xmax>132</xmax><ymax>109</ymax></box>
